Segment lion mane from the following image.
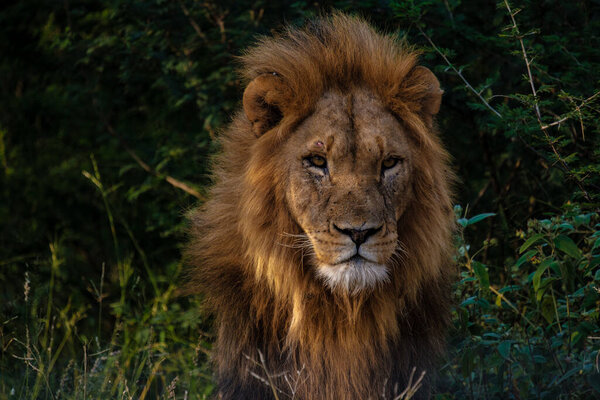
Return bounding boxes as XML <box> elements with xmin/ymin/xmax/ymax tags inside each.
<box><xmin>186</xmin><ymin>14</ymin><xmax>455</xmax><ymax>400</ymax></box>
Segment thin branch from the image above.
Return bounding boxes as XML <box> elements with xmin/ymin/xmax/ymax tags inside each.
<box><xmin>245</xmin><ymin>351</ymin><xmax>285</xmax><ymax>399</ymax></box>
<box><xmin>503</xmin><ymin>0</ymin><xmax>541</xmax><ymax>123</ymax></box>
<box><xmin>178</xmin><ymin>0</ymin><xmax>207</xmax><ymax>42</ymax></box>
<box><xmin>257</xmin><ymin>349</ymin><xmax>281</xmax><ymax>400</ymax></box>
<box><xmin>393</xmin><ymin>367</ymin><xmax>426</xmax><ymax>400</ymax></box>
<box><xmin>204</xmin><ymin>2</ymin><xmax>229</xmax><ymax>44</ymax></box>
<box><xmin>540</xmin><ymin>90</ymin><xmax>600</xmax><ymax>130</ymax></box>
<box><xmin>418</xmin><ymin>27</ymin><xmax>503</xmax><ymax>118</ymax></box>
<box><xmin>96</xmin><ymin>107</ymin><xmax>204</xmax><ymax>200</ymax></box>
<box><xmin>489</xmin><ymin>285</ymin><xmax>536</xmax><ymax>329</ymax></box>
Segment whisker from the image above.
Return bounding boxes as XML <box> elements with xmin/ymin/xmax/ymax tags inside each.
<box><xmin>276</xmin><ymin>241</ymin><xmax>311</xmax><ymax>249</ymax></box>
<box><xmin>276</xmin><ymin>231</ymin><xmax>312</xmax><ymax>250</ymax></box>
<box><xmin>280</xmin><ymin>231</ymin><xmax>309</xmax><ymax>239</ymax></box>
<box><xmin>390</xmin><ymin>241</ymin><xmax>409</xmax><ymax>267</ymax></box>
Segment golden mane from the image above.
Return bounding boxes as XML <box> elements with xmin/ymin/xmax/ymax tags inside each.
<box><xmin>186</xmin><ymin>13</ymin><xmax>455</xmax><ymax>399</ymax></box>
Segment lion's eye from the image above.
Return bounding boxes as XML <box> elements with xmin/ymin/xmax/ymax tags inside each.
<box><xmin>382</xmin><ymin>157</ymin><xmax>401</xmax><ymax>170</ymax></box>
<box><xmin>307</xmin><ymin>155</ymin><xmax>327</xmax><ymax>168</ymax></box>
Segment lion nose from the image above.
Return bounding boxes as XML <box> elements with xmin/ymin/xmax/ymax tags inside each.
<box><xmin>334</xmin><ymin>224</ymin><xmax>382</xmax><ymax>247</ymax></box>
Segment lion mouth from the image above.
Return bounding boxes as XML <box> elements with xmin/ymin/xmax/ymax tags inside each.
<box><xmin>316</xmin><ymin>255</ymin><xmax>389</xmax><ymax>294</ymax></box>
<box><xmin>340</xmin><ymin>254</ymin><xmax>370</xmax><ymax>266</ymax></box>
<box><xmin>337</xmin><ymin>253</ymin><xmax>382</xmax><ymax>266</ymax></box>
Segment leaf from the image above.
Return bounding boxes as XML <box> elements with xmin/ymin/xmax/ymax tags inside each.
<box><xmin>460</xmin><ymin>296</ymin><xmax>477</xmax><ymax>307</ymax></box>
<box><xmin>498</xmin><ymin>341</ymin><xmax>511</xmax><ymax>360</ymax></box>
<box><xmin>574</xmin><ymin>213</ymin><xmax>592</xmax><ymax>226</ymax></box>
<box><xmin>483</xmin><ymin>332</ymin><xmax>501</xmax><ymax>339</ymax></box>
<box><xmin>515</xmin><ymin>250</ymin><xmax>537</xmax><ymax>268</ymax></box>
<box><xmin>556</xmin><ymin>367</ymin><xmax>581</xmax><ymax>385</ymax></box>
<box><xmin>472</xmin><ymin>261</ymin><xmax>489</xmax><ymax>288</ymax></box>
<box><xmin>499</xmin><ymin>285</ymin><xmax>521</xmax><ymax>293</ymax></box>
<box><xmin>541</xmin><ymin>296</ymin><xmax>555</xmax><ymax>324</ymax></box>
<box><xmin>519</xmin><ymin>233</ymin><xmax>545</xmax><ymax>253</ymax></box>
<box><xmin>532</xmin><ymin>259</ymin><xmax>553</xmax><ymax>293</ymax></box>
<box><xmin>118</xmin><ymin>163</ymin><xmax>137</xmax><ymax>176</ymax></box>
<box><xmin>556</xmin><ymin>223</ymin><xmax>574</xmax><ymax>232</ymax></box>
<box><xmin>457</xmin><ymin>218</ymin><xmax>468</xmax><ymax>227</ymax></box>
<box><xmin>532</xmin><ymin>355</ymin><xmax>547</xmax><ymax>363</ymax></box>
<box><xmin>554</xmin><ymin>235</ymin><xmax>581</xmax><ymax>259</ymax></box>
<box><xmin>476</xmin><ymin>297</ymin><xmax>491</xmax><ymax>309</ymax></box>
<box><xmin>467</xmin><ymin>213</ymin><xmax>496</xmax><ymax>226</ymax></box>
<box><xmin>537</xmin><ymin>277</ymin><xmax>559</xmax><ymax>302</ymax></box>
<box><xmin>495</xmin><ymin>294</ymin><xmax>502</xmax><ymax>307</ymax></box>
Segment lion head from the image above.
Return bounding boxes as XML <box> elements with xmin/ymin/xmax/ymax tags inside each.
<box><xmin>234</xmin><ymin>17</ymin><xmax>450</xmax><ymax>299</ymax></box>
<box><xmin>187</xmin><ymin>14</ymin><xmax>455</xmax><ymax>399</ymax></box>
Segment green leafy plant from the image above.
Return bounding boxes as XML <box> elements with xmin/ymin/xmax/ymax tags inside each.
<box><xmin>444</xmin><ymin>207</ymin><xmax>600</xmax><ymax>399</ymax></box>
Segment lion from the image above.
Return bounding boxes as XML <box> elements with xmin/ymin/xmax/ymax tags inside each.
<box><xmin>186</xmin><ymin>13</ymin><xmax>455</xmax><ymax>400</ymax></box>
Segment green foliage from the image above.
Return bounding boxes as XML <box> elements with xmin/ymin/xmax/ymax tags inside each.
<box><xmin>0</xmin><ymin>0</ymin><xmax>598</xmax><ymax>398</ymax></box>
<box><xmin>444</xmin><ymin>208</ymin><xmax>600</xmax><ymax>399</ymax></box>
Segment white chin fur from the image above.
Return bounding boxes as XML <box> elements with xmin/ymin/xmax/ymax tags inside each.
<box><xmin>316</xmin><ymin>258</ymin><xmax>389</xmax><ymax>295</ymax></box>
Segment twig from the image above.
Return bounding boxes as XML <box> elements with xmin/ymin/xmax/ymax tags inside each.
<box><xmin>471</xmin><ymin>180</ymin><xmax>491</xmax><ymax>209</ymax></box>
<box><xmin>95</xmin><ymin>108</ymin><xmax>203</xmax><ymax>200</ymax></box>
<box><xmin>83</xmin><ymin>344</ymin><xmax>87</xmax><ymax>400</ymax></box>
<box><xmin>138</xmin><ymin>358</ymin><xmax>166</xmax><ymax>400</ymax></box>
<box><xmin>178</xmin><ymin>0</ymin><xmax>207</xmax><ymax>42</ymax></box>
<box><xmin>393</xmin><ymin>367</ymin><xmax>426</xmax><ymax>400</ymax></box>
<box><xmin>106</xmin><ymin>124</ymin><xmax>203</xmax><ymax>199</ymax></box>
<box><xmin>489</xmin><ymin>285</ymin><xmax>536</xmax><ymax>329</ymax></box>
<box><xmin>418</xmin><ymin>27</ymin><xmax>503</xmax><ymax>118</ymax></box>
<box><xmin>257</xmin><ymin>349</ymin><xmax>281</xmax><ymax>400</ymax></box>
<box><xmin>540</xmin><ymin>90</ymin><xmax>600</xmax><ymax>131</ymax></box>
<box><xmin>204</xmin><ymin>2</ymin><xmax>229</xmax><ymax>44</ymax></box>
<box><xmin>503</xmin><ymin>0</ymin><xmax>542</xmax><ymax>123</ymax></box>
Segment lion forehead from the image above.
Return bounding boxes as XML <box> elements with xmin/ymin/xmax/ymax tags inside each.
<box><xmin>292</xmin><ymin>88</ymin><xmax>410</xmax><ymax>169</ymax></box>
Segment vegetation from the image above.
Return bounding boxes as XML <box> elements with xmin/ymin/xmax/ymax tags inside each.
<box><xmin>0</xmin><ymin>0</ymin><xmax>598</xmax><ymax>398</ymax></box>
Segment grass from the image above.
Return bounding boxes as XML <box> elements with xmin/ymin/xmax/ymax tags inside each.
<box><xmin>2</xmin><ymin>241</ymin><xmax>214</xmax><ymax>400</ymax></box>
<box><xmin>1</xmin><ymin>156</ymin><xmax>214</xmax><ymax>400</ymax></box>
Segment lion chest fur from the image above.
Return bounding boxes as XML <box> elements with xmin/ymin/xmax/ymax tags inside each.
<box><xmin>186</xmin><ymin>14</ymin><xmax>455</xmax><ymax>400</ymax></box>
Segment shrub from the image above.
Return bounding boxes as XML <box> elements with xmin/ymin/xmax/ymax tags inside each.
<box><xmin>444</xmin><ymin>208</ymin><xmax>600</xmax><ymax>399</ymax></box>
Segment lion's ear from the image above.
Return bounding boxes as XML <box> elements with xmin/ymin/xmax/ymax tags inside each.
<box><xmin>410</xmin><ymin>66</ymin><xmax>443</xmax><ymax>116</ymax></box>
<box><xmin>243</xmin><ymin>73</ymin><xmax>291</xmax><ymax>137</ymax></box>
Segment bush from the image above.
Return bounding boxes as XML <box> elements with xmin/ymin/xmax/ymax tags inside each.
<box><xmin>445</xmin><ymin>208</ymin><xmax>600</xmax><ymax>399</ymax></box>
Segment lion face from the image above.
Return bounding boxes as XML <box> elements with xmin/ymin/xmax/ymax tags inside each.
<box><xmin>281</xmin><ymin>88</ymin><xmax>414</xmax><ymax>294</ymax></box>
<box><xmin>241</xmin><ymin>56</ymin><xmax>443</xmax><ymax>296</ymax></box>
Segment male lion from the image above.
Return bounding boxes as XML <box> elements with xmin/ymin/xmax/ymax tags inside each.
<box><xmin>187</xmin><ymin>14</ymin><xmax>455</xmax><ymax>400</ymax></box>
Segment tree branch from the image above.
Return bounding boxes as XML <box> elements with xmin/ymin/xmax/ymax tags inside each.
<box><xmin>418</xmin><ymin>27</ymin><xmax>503</xmax><ymax>119</ymax></box>
<box><xmin>179</xmin><ymin>0</ymin><xmax>207</xmax><ymax>42</ymax></box>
